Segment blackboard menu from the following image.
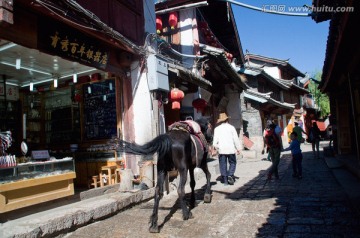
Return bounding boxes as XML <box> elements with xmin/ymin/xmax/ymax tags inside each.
<box><xmin>83</xmin><ymin>79</ymin><xmax>117</xmax><ymax>140</ymax></box>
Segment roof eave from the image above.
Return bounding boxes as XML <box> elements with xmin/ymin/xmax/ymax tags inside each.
<box><xmin>201</xmin><ymin>44</ymin><xmax>248</xmax><ymax>90</ymax></box>
<box><xmin>168</xmin><ymin>62</ymin><xmax>212</xmax><ymax>89</ymax></box>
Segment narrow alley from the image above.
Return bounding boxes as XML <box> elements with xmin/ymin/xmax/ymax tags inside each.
<box><xmin>65</xmin><ymin>142</ymin><xmax>360</xmax><ymax>238</ymax></box>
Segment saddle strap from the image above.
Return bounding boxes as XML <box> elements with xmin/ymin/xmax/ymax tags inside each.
<box><xmin>190</xmin><ymin>135</ymin><xmax>200</xmax><ymax>168</ymax></box>
<box><xmin>197</xmin><ymin>132</ymin><xmax>208</xmax><ymax>152</ymax></box>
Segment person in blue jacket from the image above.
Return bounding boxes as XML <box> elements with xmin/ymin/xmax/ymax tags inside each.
<box><xmin>283</xmin><ymin>131</ymin><xmax>303</xmax><ymax>179</ymax></box>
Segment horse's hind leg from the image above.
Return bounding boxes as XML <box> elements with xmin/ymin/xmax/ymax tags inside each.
<box><xmin>149</xmin><ymin>170</ymin><xmax>165</xmax><ymax>233</ymax></box>
<box><xmin>201</xmin><ymin>160</ymin><xmax>212</xmax><ymax>203</ymax></box>
<box><xmin>189</xmin><ymin>167</ymin><xmax>196</xmax><ymax>208</ymax></box>
<box><xmin>178</xmin><ymin>168</ymin><xmax>192</xmax><ymax>220</ymax></box>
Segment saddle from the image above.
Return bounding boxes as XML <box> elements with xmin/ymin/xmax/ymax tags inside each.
<box><xmin>168</xmin><ymin>120</ymin><xmax>208</xmax><ymax>151</ymax></box>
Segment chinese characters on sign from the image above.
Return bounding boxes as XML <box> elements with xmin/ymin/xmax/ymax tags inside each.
<box><xmin>50</xmin><ymin>32</ymin><xmax>108</xmax><ymax>67</ymax></box>
<box><xmin>38</xmin><ymin>19</ymin><xmax>109</xmax><ymax>69</ymax></box>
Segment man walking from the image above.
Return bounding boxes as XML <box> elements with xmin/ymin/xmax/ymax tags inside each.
<box><xmin>263</xmin><ymin>120</ymin><xmax>283</xmax><ymax>161</ymax></box>
<box><xmin>263</xmin><ymin>120</ymin><xmax>282</xmax><ymax>180</ymax></box>
<box><xmin>212</xmin><ymin>112</ymin><xmax>241</xmax><ymax>185</ymax></box>
<box><xmin>293</xmin><ymin>121</ymin><xmax>307</xmax><ymax>144</ymax></box>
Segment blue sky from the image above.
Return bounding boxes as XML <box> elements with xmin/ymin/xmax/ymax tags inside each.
<box><xmin>231</xmin><ymin>0</ymin><xmax>330</xmax><ymax>76</ymax></box>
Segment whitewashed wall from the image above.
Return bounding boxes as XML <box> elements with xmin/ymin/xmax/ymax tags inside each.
<box><xmin>180</xmin><ymin>9</ymin><xmax>195</xmax><ymax>68</ymax></box>
<box><xmin>225</xmin><ymin>85</ymin><xmax>241</xmax><ymax>130</ymax></box>
<box><xmin>123</xmin><ymin>0</ymin><xmax>157</xmax><ymax>188</ymax></box>
<box><xmin>264</xmin><ymin>66</ymin><xmax>280</xmax><ymax>79</ymax></box>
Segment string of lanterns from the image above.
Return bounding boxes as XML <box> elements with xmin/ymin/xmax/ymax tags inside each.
<box><xmin>156</xmin><ymin>12</ymin><xmax>178</xmax><ymax>34</ymax></box>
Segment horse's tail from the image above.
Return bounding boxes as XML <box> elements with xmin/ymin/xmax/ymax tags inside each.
<box><xmin>116</xmin><ymin>134</ymin><xmax>172</xmax><ymax>160</ymax></box>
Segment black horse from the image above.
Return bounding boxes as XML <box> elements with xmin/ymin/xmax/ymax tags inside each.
<box><xmin>115</xmin><ymin>118</ymin><xmax>212</xmax><ymax>233</ymax></box>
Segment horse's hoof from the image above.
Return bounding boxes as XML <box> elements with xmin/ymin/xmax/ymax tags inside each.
<box><xmin>204</xmin><ymin>193</ymin><xmax>212</xmax><ymax>203</ymax></box>
<box><xmin>183</xmin><ymin>211</ymin><xmax>193</xmax><ymax>220</ymax></box>
<box><xmin>149</xmin><ymin>226</ymin><xmax>159</xmax><ymax>233</ymax></box>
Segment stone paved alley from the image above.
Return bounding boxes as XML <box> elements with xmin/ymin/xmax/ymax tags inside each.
<box><xmin>65</xmin><ymin>142</ymin><xmax>360</xmax><ymax>238</ymax></box>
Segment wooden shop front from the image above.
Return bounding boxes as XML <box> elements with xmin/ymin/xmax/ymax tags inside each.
<box><xmin>0</xmin><ymin>0</ymin><xmax>142</xmax><ymax>212</ymax></box>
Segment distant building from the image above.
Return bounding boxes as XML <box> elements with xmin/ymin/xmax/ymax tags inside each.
<box><xmin>239</xmin><ymin>54</ymin><xmax>309</xmax><ymax>155</ymax></box>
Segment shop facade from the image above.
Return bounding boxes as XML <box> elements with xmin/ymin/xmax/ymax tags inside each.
<box><xmin>0</xmin><ymin>0</ymin><xmax>147</xmax><ymax>212</ymax></box>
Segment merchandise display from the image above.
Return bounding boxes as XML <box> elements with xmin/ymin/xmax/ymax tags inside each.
<box><xmin>0</xmin><ymin>131</ymin><xmax>16</xmax><ymax>168</ymax></box>
<box><xmin>0</xmin><ymin>157</ymin><xmax>74</xmax><ymax>184</ymax></box>
<box><xmin>0</xmin><ymin>158</ymin><xmax>76</xmax><ymax>213</ymax></box>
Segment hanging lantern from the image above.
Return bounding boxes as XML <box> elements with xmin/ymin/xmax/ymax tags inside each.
<box><xmin>192</xmin><ymin>98</ymin><xmax>207</xmax><ymax>114</ymax></box>
<box><xmin>198</xmin><ymin>21</ymin><xmax>208</xmax><ymax>29</ymax></box>
<box><xmin>156</xmin><ymin>15</ymin><xmax>163</xmax><ymax>34</ymax></box>
<box><xmin>168</xmin><ymin>12</ymin><xmax>178</xmax><ymax>30</ymax></box>
<box><xmin>74</xmin><ymin>93</ymin><xmax>82</xmax><ymax>103</ymax></box>
<box><xmin>169</xmin><ymin>88</ymin><xmax>184</xmax><ymax>110</ymax></box>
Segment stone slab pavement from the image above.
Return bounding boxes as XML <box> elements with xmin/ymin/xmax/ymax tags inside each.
<box><xmin>1</xmin><ymin>141</ymin><xmax>360</xmax><ymax>237</ymax></box>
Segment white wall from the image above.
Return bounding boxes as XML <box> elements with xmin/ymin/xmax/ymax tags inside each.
<box><xmin>264</xmin><ymin>66</ymin><xmax>280</xmax><ymax>79</ymax></box>
<box><xmin>125</xmin><ymin>0</ymin><xmax>157</xmax><ymax>187</ymax></box>
<box><xmin>131</xmin><ymin>66</ymin><xmax>154</xmax><ymax>144</ymax></box>
<box><xmin>225</xmin><ymin>85</ymin><xmax>241</xmax><ymax>130</ymax></box>
<box><xmin>180</xmin><ymin>9</ymin><xmax>195</xmax><ymax>68</ymax></box>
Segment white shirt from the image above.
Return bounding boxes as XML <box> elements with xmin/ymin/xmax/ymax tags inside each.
<box><xmin>212</xmin><ymin>122</ymin><xmax>241</xmax><ymax>154</ymax></box>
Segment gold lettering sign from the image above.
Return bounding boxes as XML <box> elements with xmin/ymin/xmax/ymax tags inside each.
<box><xmin>39</xmin><ymin>19</ymin><xmax>109</xmax><ymax>69</ymax></box>
<box><xmin>49</xmin><ymin>31</ymin><xmax>108</xmax><ymax>67</ymax></box>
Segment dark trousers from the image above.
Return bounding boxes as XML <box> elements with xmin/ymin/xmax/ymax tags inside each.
<box><xmin>292</xmin><ymin>153</ymin><xmax>303</xmax><ymax>176</ymax></box>
<box><xmin>219</xmin><ymin>154</ymin><xmax>237</xmax><ymax>177</ymax></box>
<box><xmin>312</xmin><ymin>138</ymin><xmax>320</xmax><ymax>158</ymax></box>
<box><xmin>269</xmin><ymin>147</ymin><xmax>281</xmax><ymax>177</ymax></box>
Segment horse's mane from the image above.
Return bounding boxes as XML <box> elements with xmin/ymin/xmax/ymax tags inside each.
<box><xmin>195</xmin><ymin>117</ymin><xmax>209</xmax><ymax>133</ymax></box>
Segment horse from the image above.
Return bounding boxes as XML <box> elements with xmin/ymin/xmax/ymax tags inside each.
<box><xmin>115</xmin><ymin>117</ymin><xmax>213</xmax><ymax>233</ymax></box>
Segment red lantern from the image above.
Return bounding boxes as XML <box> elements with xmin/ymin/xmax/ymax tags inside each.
<box><xmin>168</xmin><ymin>12</ymin><xmax>178</xmax><ymax>30</ymax></box>
<box><xmin>192</xmin><ymin>98</ymin><xmax>207</xmax><ymax>114</ymax></box>
<box><xmin>74</xmin><ymin>93</ymin><xmax>82</xmax><ymax>102</ymax></box>
<box><xmin>156</xmin><ymin>15</ymin><xmax>163</xmax><ymax>34</ymax></box>
<box><xmin>198</xmin><ymin>21</ymin><xmax>208</xmax><ymax>29</ymax></box>
<box><xmin>169</xmin><ymin>88</ymin><xmax>184</xmax><ymax>110</ymax></box>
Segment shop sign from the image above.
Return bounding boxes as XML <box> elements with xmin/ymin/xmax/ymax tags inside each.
<box><xmin>0</xmin><ymin>84</ymin><xmax>19</xmax><ymax>100</ymax></box>
<box><xmin>38</xmin><ymin>19</ymin><xmax>109</xmax><ymax>69</ymax></box>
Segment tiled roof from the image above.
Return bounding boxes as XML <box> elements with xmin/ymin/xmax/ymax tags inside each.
<box><xmin>244</xmin><ymin>89</ymin><xmax>296</xmax><ymax>110</ymax></box>
<box><xmin>168</xmin><ymin>63</ymin><xmax>212</xmax><ymax>88</ymax></box>
<box><xmin>201</xmin><ymin>44</ymin><xmax>248</xmax><ymax>89</ymax></box>
<box><xmin>245</xmin><ymin>53</ymin><xmax>305</xmax><ymax>77</ymax></box>
<box><xmin>240</xmin><ymin>66</ymin><xmax>289</xmax><ymax>90</ymax></box>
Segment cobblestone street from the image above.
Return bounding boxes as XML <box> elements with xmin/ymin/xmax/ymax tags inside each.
<box><xmin>65</xmin><ymin>143</ymin><xmax>360</xmax><ymax>238</ymax></box>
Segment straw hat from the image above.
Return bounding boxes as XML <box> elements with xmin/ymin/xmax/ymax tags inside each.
<box><xmin>217</xmin><ymin>112</ymin><xmax>230</xmax><ymax>124</ymax></box>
